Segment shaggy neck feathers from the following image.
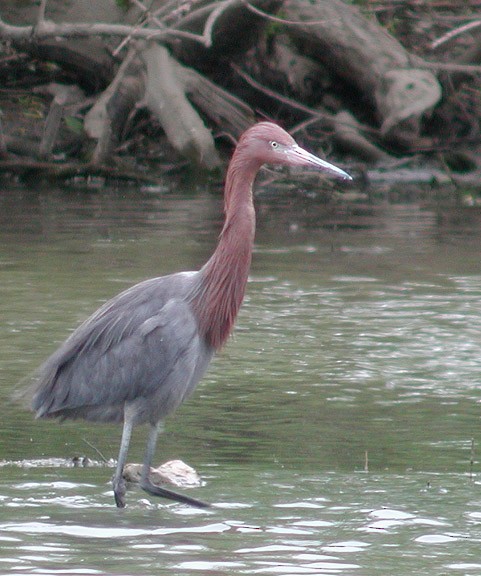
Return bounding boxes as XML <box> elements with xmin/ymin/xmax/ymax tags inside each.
<box><xmin>192</xmin><ymin>143</ymin><xmax>260</xmax><ymax>349</ymax></box>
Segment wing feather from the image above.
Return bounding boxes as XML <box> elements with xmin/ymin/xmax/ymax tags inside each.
<box><xmin>32</xmin><ymin>272</ymin><xmax>213</xmax><ymax>423</ymax></box>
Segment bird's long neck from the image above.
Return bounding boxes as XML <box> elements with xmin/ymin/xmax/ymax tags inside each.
<box><xmin>192</xmin><ymin>150</ymin><xmax>260</xmax><ymax>349</ymax></box>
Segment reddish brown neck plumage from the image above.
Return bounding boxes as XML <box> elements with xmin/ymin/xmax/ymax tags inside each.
<box><xmin>193</xmin><ymin>141</ymin><xmax>261</xmax><ymax>349</ymax></box>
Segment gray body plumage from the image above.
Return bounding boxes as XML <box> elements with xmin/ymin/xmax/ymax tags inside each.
<box><xmin>32</xmin><ymin>271</ymin><xmax>214</xmax><ymax>425</ymax></box>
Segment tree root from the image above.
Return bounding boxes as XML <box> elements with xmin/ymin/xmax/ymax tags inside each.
<box><xmin>0</xmin><ymin>158</ymin><xmax>161</xmax><ymax>184</ymax></box>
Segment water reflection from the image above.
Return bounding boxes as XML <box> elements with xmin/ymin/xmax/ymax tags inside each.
<box><xmin>1</xmin><ymin>183</ymin><xmax>481</xmax><ymax>574</ymax></box>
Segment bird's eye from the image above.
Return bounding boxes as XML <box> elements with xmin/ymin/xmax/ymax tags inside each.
<box><xmin>270</xmin><ymin>141</ymin><xmax>279</xmax><ymax>149</ymax></box>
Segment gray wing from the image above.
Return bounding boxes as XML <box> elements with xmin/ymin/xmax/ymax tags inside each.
<box><xmin>32</xmin><ymin>275</ymin><xmax>213</xmax><ymax>423</ymax></box>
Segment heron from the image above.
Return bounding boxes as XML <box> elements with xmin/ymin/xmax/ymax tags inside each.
<box><xmin>31</xmin><ymin>122</ymin><xmax>352</xmax><ymax>508</ymax></box>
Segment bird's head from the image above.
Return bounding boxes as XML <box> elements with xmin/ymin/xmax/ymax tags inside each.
<box><xmin>238</xmin><ymin>122</ymin><xmax>352</xmax><ymax>181</ymax></box>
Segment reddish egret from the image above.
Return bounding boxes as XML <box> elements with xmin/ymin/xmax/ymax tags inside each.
<box><xmin>32</xmin><ymin>122</ymin><xmax>351</xmax><ymax>508</ymax></box>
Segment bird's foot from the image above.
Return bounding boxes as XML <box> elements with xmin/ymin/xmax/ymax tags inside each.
<box><xmin>140</xmin><ymin>477</ymin><xmax>210</xmax><ymax>509</ymax></box>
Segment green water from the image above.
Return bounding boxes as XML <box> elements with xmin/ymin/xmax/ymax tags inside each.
<box><xmin>1</xmin><ymin>184</ymin><xmax>481</xmax><ymax>575</ymax></box>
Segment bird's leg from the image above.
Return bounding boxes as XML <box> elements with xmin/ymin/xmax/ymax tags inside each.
<box><xmin>112</xmin><ymin>407</ymin><xmax>135</xmax><ymax>508</ymax></box>
<box><xmin>139</xmin><ymin>420</ymin><xmax>163</xmax><ymax>485</ymax></box>
<box><xmin>139</xmin><ymin>422</ymin><xmax>210</xmax><ymax>509</ymax></box>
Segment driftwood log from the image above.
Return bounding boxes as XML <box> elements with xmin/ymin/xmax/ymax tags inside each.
<box><xmin>0</xmin><ymin>0</ymin><xmax>277</xmax><ymax>170</ymax></box>
<box><xmin>143</xmin><ymin>44</ymin><xmax>221</xmax><ymax>169</ymax></box>
<box><xmin>282</xmin><ymin>0</ymin><xmax>441</xmax><ymax>148</ymax></box>
<box><xmin>0</xmin><ymin>0</ymin><xmax>481</xmax><ymax>179</ymax></box>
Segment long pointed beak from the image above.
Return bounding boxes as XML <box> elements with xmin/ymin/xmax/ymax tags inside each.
<box><xmin>289</xmin><ymin>144</ymin><xmax>352</xmax><ymax>181</ymax></box>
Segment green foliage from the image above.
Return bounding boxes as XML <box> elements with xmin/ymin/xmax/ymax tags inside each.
<box><xmin>17</xmin><ymin>95</ymin><xmax>44</xmax><ymax>119</ymax></box>
<box><xmin>265</xmin><ymin>11</ymin><xmax>286</xmax><ymax>41</ymax></box>
<box><xmin>114</xmin><ymin>0</ymin><xmax>131</xmax><ymax>11</ymax></box>
<box><xmin>64</xmin><ymin>116</ymin><xmax>83</xmax><ymax>135</ymax></box>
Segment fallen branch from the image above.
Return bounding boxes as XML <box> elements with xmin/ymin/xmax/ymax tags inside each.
<box><xmin>232</xmin><ymin>63</ymin><xmax>380</xmax><ymax>139</ymax></box>
<box><xmin>170</xmin><ymin>0</ymin><xmax>282</xmax><ymax>64</ymax></box>
<box><xmin>431</xmin><ymin>20</ymin><xmax>481</xmax><ymax>50</ymax></box>
<box><xmin>178</xmin><ymin>66</ymin><xmax>254</xmax><ymax>138</ymax></box>
<box><xmin>142</xmin><ymin>44</ymin><xmax>221</xmax><ymax>169</ymax></box>
<box><xmin>0</xmin><ymin>158</ymin><xmax>161</xmax><ymax>183</ymax></box>
<box><xmin>421</xmin><ymin>61</ymin><xmax>481</xmax><ymax>74</ymax></box>
<box><xmin>282</xmin><ymin>0</ymin><xmax>441</xmax><ymax>143</ymax></box>
<box><xmin>0</xmin><ymin>0</ymin><xmax>249</xmax><ymax>49</ymax></box>
<box><xmin>84</xmin><ymin>48</ymin><xmax>143</xmax><ymax>165</ymax></box>
<box><xmin>39</xmin><ymin>85</ymin><xmax>84</xmax><ymax>159</ymax></box>
<box><xmin>231</xmin><ymin>63</ymin><xmax>337</xmax><ymax>123</ymax></box>
<box><xmin>333</xmin><ymin>111</ymin><xmax>394</xmax><ymax>163</ymax></box>
<box><xmin>0</xmin><ymin>15</ymin><xmax>209</xmax><ymax>46</ymax></box>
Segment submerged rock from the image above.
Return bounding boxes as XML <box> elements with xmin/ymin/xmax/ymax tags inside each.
<box><xmin>123</xmin><ymin>459</ymin><xmax>202</xmax><ymax>488</ymax></box>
